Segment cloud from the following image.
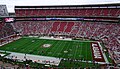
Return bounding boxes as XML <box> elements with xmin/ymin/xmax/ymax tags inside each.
<box><xmin>0</xmin><ymin>0</ymin><xmax>120</xmax><ymax>12</ymax></box>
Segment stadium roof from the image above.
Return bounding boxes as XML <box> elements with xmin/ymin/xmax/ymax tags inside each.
<box><xmin>15</xmin><ymin>3</ymin><xmax>120</xmax><ymax>8</ymax></box>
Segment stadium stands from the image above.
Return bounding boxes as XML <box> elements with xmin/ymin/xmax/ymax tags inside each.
<box><xmin>0</xmin><ymin>5</ymin><xmax>16</xmax><ymax>45</ymax></box>
<box><xmin>64</xmin><ymin>22</ymin><xmax>74</xmax><ymax>33</ymax></box>
<box><xmin>14</xmin><ymin>21</ymin><xmax>120</xmax><ymax>63</ymax></box>
<box><xmin>0</xmin><ymin>4</ymin><xmax>120</xmax><ymax>68</ymax></box>
<box><xmin>15</xmin><ymin>8</ymin><xmax>120</xmax><ymax>17</ymax></box>
<box><xmin>58</xmin><ymin>22</ymin><xmax>67</xmax><ymax>32</ymax></box>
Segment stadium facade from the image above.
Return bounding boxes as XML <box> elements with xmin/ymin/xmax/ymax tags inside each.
<box><xmin>0</xmin><ymin>3</ymin><xmax>120</xmax><ymax>68</ymax></box>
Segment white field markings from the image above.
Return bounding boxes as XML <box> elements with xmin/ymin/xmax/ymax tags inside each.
<box><xmin>44</xmin><ymin>40</ymin><xmax>58</xmax><ymax>55</ymax></box>
<box><xmin>25</xmin><ymin>40</ymin><xmax>39</xmax><ymax>50</ymax></box>
<box><xmin>51</xmin><ymin>41</ymin><xmax>64</xmax><ymax>57</ymax></box>
<box><xmin>25</xmin><ymin>41</ymin><xmax>39</xmax><ymax>51</ymax></box>
<box><xmin>62</xmin><ymin>41</ymin><xmax>71</xmax><ymax>58</ymax></box>
<box><xmin>74</xmin><ymin>42</ymin><xmax>82</xmax><ymax>59</ymax></box>
<box><xmin>59</xmin><ymin>41</ymin><xmax>74</xmax><ymax>59</ymax></box>
<box><xmin>48</xmin><ymin>41</ymin><xmax>60</xmax><ymax>56</ymax></box>
<box><xmin>18</xmin><ymin>39</ymin><xmax>34</xmax><ymax>52</ymax></box>
<box><xmin>82</xmin><ymin>43</ymin><xmax>88</xmax><ymax>67</ymax></box>
<box><xmin>68</xmin><ymin>42</ymin><xmax>75</xmax><ymax>58</ymax></box>
<box><xmin>74</xmin><ymin>42</ymin><xmax>79</xmax><ymax>59</ymax></box>
<box><xmin>30</xmin><ymin>40</ymin><xmax>47</xmax><ymax>54</ymax></box>
<box><xmin>67</xmin><ymin>42</ymin><xmax>76</xmax><ymax>58</ymax></box>
<box><xmin>25</xmin><ymin>39</ymin><xmax>47</xmax><ymax>54</ymax></box>
<box><xmin>69</xmin><ymin>42</ymin><xmax>76</xmax><ymax>58</ymax></box>
<box><xmin>56</xmin><ymin>42</ymin><xmax>67</xmax><ymax>58</ymax></box>
<box><xmin>7</xmin><ymin>37</ymin><xmax>108</xmax><ymax>63</ymax></box>
<box><xmin>81</xmin><ymin>42</ymin><xmax>86</xmax><ymax>60</ymax></box>
<box><xmin>15</xmin><ymin>38</ymin><xmax>30</xmax><ymax>48</ymax></box>
<box><xmin>27</xmin><ymin>39</ymin><xmax>46</xmax><ymax>54</ymax></box>
<box><xmin>86</xmin><ymin>42</ymin><xmax>93</xmax><ymax>64</ymax></box>
<box><xmin>23</xmin><ymin>37</ymin><xmax>97</xmax><ymax>43</ymax></box>
<box><xmin>86</xmin><ymin>42</ymin><xmax>87</xmax><ymax>61</ymax></box>
<box><xmin>89</xmin><ymin>42</ymin><xmax>94</xmax><ymax>61</ymax></box>
<box><xmin>54</xmin><ymin>42</ymin><xmax>66</xmax><ymax>58</ymax></box>
<box><xmin>79</xmin><ymin>42</ymin><xmax>83</xmax><ymax>59</ymax></box>
<box><xmin>97</xmin><ymin>42</ymin><xmax>109</xmax><ymax>64</ymax></box>
<box><xmin>87</xmin><ymin>42</ymin><xmax>92</xmax><ymax>61</ymax></box>
<box><xmin>85</xmin><ymin>42</ymin><xmax>89</xmax><ymax>64</ymax></box>
<box><xmin>73</xmin><ymin>42</ymin><xmax>79</xmax><ymax>59</ymax></box>
<box><xmin>40</xmin><ymin>40</ymin><xmax>54</xmax><ymax>53</ymax></box>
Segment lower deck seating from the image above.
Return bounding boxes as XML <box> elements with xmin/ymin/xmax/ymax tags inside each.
<box><xmin>14</xmin><ymin>21</ymin><xmax>120</xmax><ymax>61</ymax></box>
<box><xmin>0</xmin><ymin>23</ymin><xmax>15</xmax><ymax>39</ymax></box>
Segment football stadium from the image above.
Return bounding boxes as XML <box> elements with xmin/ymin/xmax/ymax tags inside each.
<box><xmin>0</xmin><ymin>1</ymin><xmax>120</xmax><ymax>69</ymax></box>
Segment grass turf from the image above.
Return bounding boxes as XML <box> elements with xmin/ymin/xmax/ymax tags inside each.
<box><xmin>0</xmin><ymin>38</ymin><xmax>93</xmax><ymax>61</ymax></box>
<box><xmin>0</xmin><ymin>37</ymin><xmax>97</xmax><ymax>68</ymax></box>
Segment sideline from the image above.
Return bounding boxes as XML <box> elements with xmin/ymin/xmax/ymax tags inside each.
<box><xmin>98</xmin><ymin>42</ymin><xmax>109</xmax><ymax>64</ymax></box>
<box><xmin>0</xmin><ymin>50</ymin><xmax>107</xmax><ymax>65</ymax></box>
<box><xmin>0</xmin><ymin>50</ymin><xmax>61</xmax><ymax>66</ymax></box>
<box><xmin>23</xmin><ymin>36</ymin><xmax>97</xmax><ymax>42</ymax></box>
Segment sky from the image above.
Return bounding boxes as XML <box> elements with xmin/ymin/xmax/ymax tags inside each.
<box><xmin>0</xmin><ymin>0</ymin><xmax>120</xmax><ymax>12</ymax></box>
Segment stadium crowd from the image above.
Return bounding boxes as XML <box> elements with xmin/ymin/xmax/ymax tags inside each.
<box><xmin>15</xmin><ymin>8</ymin><xmax>120</xmax><ymax>17</ymax></box>
<box><xmin>0</xmin><ymin>4</ymin><xmax>120</xmax><ymax>68</ymax></box>
<box><xmin>14</xmin><ymin>21</ymin><xmax>120</xmax><ymax>64</ymax></box>
<box><xmin>13</xmin><ymin>6</ymin><xmax>120</xmax><ymax>64</ymax></box>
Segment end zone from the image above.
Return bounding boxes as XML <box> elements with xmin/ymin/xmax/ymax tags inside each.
<box><xmin>91</xmin><ymin>42</ymin><xmax>105</xmax><ymax>63</ymax></box>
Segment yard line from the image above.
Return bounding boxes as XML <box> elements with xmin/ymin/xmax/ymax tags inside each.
<box><xmin>43</xmin><ymin>40</ymin><xmax>58</xmax><ymax>55</ymax></box>
<box><xmin>47</xmin><ymin>41</ymin><xmax>61</xmax><ymax>56</ymax></box>
<box><xmin>56</xmin><ymin>42</ymin><xmax>68</xmax><ymax>57</ymax></box>
<box><xmin>44</xmin><ymin>40</ymin><xmax>61</xmax><ymax>56</ymax></box>
<box><xmin>15</xmin><ymin>39</ymin><xmax>31</xmax><ymax>50</ymax></box>
<box><xmin>27</xmin><ymin>39</ymin><xmax>46</xmax><ymax>51</ymax></box>
<box><xmin>70</xmin><ymin>42</ymin><xmax>76</xmax><ymax>59</ymax></box>
<box><xmin>77</xmin><ymin>42</ymin><xmax>81</xmax><ymax>59</ymax></box>
<box><xmin>51</xmin><ymin>41</ymin><xmax>64</xmax><ymax>57</ymax></box>
<box><xmin>30</xmin><ymin>40</ymin><xmax>47</xmax><ymax>54</ymax></box>
<box><xmin>62</xmin><ymin>42</ymin><xmax>72</xmax><ymax>58</ymax></box>
<box><xmin>79</xmin><ymin>42</ymin><xmax>83</xmax><ymax>60</ymax></box>
<box><xmin>86</xmin><ymin>43</ymin><xmax>88</xmax><ymax>60</ymax></box>
<box><xmin>85</xmin><ymin>42</ymin><xmax>88</xmax><ymax>67</ymax></box>
<box><xmin>18</xmin><ymin>39</ymin><xmax>35</xmax><ymax>52</ymax></box>
<box><xmin>73</xmin><ymin>42</ymin><xmax>78</xmax><ymax>59</ymax></box>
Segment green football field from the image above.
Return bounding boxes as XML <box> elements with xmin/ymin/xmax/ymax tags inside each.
<box><xmin>0</xmin><ymin>37</ymin><xmax>93</xmax><ymax>61</ymax></box>
<box><xmin>0</xmin><ymin>37</ymin><xmax>100</xmax><ymax>68</ymax></box>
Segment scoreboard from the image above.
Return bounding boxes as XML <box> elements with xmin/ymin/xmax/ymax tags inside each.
<box><xmin>5</xmin><ymin>18</ymin><xmax>14</xmax><ymax>23</ymax></box>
